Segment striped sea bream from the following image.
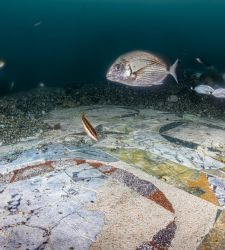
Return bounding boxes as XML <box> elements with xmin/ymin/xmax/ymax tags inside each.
<box><xmin>106</xmin><ymin>51</ymin><xmax>179</xmax><ymax>86</ymax></box>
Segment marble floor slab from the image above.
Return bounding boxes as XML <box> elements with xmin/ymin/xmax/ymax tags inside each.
<box><xmin>0</xmin><ymin>105</ymin><xmax>224</xmax><ymax>250</ymax></box>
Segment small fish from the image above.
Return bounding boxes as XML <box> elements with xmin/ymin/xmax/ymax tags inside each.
<box><xmin>10</xmin><ymin>81</ymin><xmax>15</xmax><ymax>90</ymax></box>
<box><xmin>192</xmin><ymin>84</ymin><xmax>214</xmax><ymax>95</ymax></box>
<box><xmin>81</xmin><ymin>113</ymin><xmax>98</xmax><ymax>141</ymax></box>
<box><xmin>0</xmin><ymin>60</ymin><xmax>5</xmax><ymax>69</ymax></box>
<box><xmin>212</xmin><ymin>88</ymin><xmax>225</xmax><ymax>98</ymax></box>
<box><xmin>33</xmin><ymin>21</ymin><xmax>43</xmax><ymax>28</ymax></box>
<box><xmin>195</xmin><ymin>57</ymin><xmax>212</xmax><ymax>67</ymax></box>
<box><xmin>38</xmin><ymin>82</ymin><xmax>45</xmax><ymax>88</ymax></box>
<box><xmin>194</xmin><ymin>72</ymin><xmax>202</xmax><ymax>78</ymax></box>
<box><xmin>222</xmin><ymin>73</ymin><xmax>225</xmax><ymax>82</ymax></box>
<box><xmin>106</xmin><ymin>51</ymin><xmax>179</xmax><ymax>87</ymax></box>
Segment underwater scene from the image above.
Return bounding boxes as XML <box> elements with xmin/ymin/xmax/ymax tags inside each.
<box><xmin>0</xmin><ymin>0</ymin><xmax>225</xmax><ymax>249</ymax></box>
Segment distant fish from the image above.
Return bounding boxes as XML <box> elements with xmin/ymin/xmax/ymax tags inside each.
<box><xmin>222</xmin><ymin>73</ymin><xmax>225</xmax><ymax>82</ymax></box>
<box><xmin>212</xmin><ymin>88</ymin><xmax>225</xmax><ymax>98</ymax></box>
<box><xmin>195</xmin><ymin>57</ymin><xmax>212</xmax><ymax>68</ymax></box>
<box><xmin>192</xmin><ymin>84</ymin><xmax>214</xmax><ymax>95</ymax></box>
<box><xmin>81</xmin><ymin>113</ymin><xmax>98</xmax><ymax>141</ymax></box>
<box><xmin>195</xmin><ymin>72</ymin><xmax>202</xmax><ymax>78</ymax></box>
<box><xmin>33</xmin><ymin>20</ymin><xmax>43</xmax><ymax>28</ymax></box>
<box><xmin>10</xmin><ymin>81</ymin><xmax>15</xmax><ymax>90</ymax></box>
<box><xmin>0</xmin><ymin>60</ymin><xmax>5</xmax><ymax>69</ymax></box>
<box><xmin>38</xmin><ymin>82</ymin><xmax>45</xmax><ymax>88</ymax></box>
<box><xmin>106</xmin><ymin>51</ymin><xmax>179</xmax><ymax>87</ymax></box>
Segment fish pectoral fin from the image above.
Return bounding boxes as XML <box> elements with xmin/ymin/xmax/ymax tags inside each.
<box><xmin>134</xmin><ymin>65</ymin><xmax>166</xmax><ymax>84</ymax></box>
<box><xmin>133</xmin><ymin>65</ymin><xmax>149</xmax><ymax>76</ymax></box>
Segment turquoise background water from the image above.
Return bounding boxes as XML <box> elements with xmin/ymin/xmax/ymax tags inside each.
<box><xmin>0</xmin><ymin>0</ymin><xmax>225</xmax><ymax>92</ymax></box>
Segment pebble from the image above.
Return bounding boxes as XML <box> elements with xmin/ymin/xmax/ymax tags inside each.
<box><xmin>167</xmin><ymin>95</ymin><xmax>178</xmax><ymax>103</ymax></box>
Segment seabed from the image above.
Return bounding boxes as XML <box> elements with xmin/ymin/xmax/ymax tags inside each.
<box><xmin>0</xmin><ymin>104</ymin><xmax>225</xmax><ymax>250</ymax></box>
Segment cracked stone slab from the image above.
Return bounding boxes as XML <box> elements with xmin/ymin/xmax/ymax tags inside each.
<box><xmin>42</xmin><ymin>106</ymin><xmax>225</xmax><ymax>171</ymax></box>
<box><xmin>0</xmin><ymin>160</ymin><xmax>106</xmax><ymax>250</ymax></box>
<box><xmin>109</xmin><ymin>148</ymin><xmax>225</xmax><ymax>208</ymax></box>
<box><xmin>0</xmin><ymin>150</ymin><xmax>219</xmax><ymax>250</ymax></box>
<box><xmin>0</xmin><ymin>157</ymin><xmax>174</xmax><ymax>250</ymax></box>
<box><xmin>0</xmin><ymin>105</ymin><xmax>224</xmax><ymax>249</ymax></box>
<box><xmin>197</xmin><ymin>209</ymin><xmax>225</xmax><ymax>250</ymax></box>
<box><xmin>0</xmin><ymin>105</ymin><xmax>224</xmax><ymax>172</ymax></box>
<box><xmin>0</xmin><ymin>144</ymin><xmax>118</xmax><ymax>175</ymax></box>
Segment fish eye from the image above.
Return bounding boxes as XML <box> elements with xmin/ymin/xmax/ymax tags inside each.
<box><xmin>115</xmin><ymin>64</ymin><xmax>121</xmax><ymax>70</ymax></box>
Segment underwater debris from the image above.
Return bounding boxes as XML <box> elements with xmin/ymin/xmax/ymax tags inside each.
<box><xmin>81</xmin><ymin>113</ymin><xmax>98</xmax><ymax>141</ymax></box>
<box><xmin>106</xmin><ymin>51</ymin><xmax>179</xmax><ymax>86</ymax></box>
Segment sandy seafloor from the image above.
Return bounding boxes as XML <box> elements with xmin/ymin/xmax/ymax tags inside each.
<box><xmin>0</xmin><ymin>82</ymin><xmax>225</xmax><ymax>250</ymax></box>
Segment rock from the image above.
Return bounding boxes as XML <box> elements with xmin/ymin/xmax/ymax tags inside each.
<box><xmin>168</xmin><ymin>95</ymin><xmax>178</xmax><ymax>103</ymax></box>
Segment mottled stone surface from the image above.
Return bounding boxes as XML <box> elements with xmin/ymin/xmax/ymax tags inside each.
<box><xmin>110</xmin><ymin>148</ymin><xmax>224</xmax><ymax>207</ymax></box>
<box><xmin>0</xmin><ymin>105</ymin><xmax>224</xmax><ymax>249</ymax></box>
<box><xmin>198</xmin><ymin>210</ymin><xmax>225</xmax><ymax>250</ymax></box>
<box><xmin>136</xmin><ymin>220</ymin><xmax>177</xmax><ymax>250</ymax></box>
<box><xmin>0</xmin><ymin>161</ymin><xmax>106</xmax><ymax>250</ymax></box>
<box><xmin>111</xmin><ymin>169</ymin><xmax>175</xmax><ymax>213</ymax></box>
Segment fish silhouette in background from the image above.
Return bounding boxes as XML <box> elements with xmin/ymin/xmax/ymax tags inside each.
<box><xmin>27</xmin><ymin>19</ymin><xmax>44</xmax><ymax>34</ymax></box>
<box><xmin>195</xmin><ymin>57</ymin><xmax>212</xmax><ymax>68</ymax></box>
<box><xmin>0</xmin><ymin>59</ymin><xmax>5</xmax><ymax>69</ymax></box>
<box><xmin>33</xmin><ymin>20</ymin><xmax>43</xmax><ymax>28</ymax></box>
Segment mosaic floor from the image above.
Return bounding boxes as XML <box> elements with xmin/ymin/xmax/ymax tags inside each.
<box><xmin>0</xmin><ymin>106</ymin><xmax>224</xmax><ymax>250</ymax></box>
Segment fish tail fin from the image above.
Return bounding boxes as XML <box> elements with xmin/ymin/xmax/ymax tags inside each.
<box><xmin>169</xmin><ymin>59</ymin><xmax>180</xmax><ymax>84</ymax></box>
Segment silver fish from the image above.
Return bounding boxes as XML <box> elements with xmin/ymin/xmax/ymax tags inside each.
<box><xmin>0</xmin><ymin>60</ymin><xmax>5</xmax><ymax>69</ymax></box>
<box><xmin>38</xmin><ymin>82</ymin><xmax>45</xmax><ymax>88</ymax></box>
<box><xmin>33</xmin><ymin>21</ymin><xmax>43</xmax><ymax>28</ymax></box>
<box><xmin>212</xmin><ymin>88</ymin><xmax>225</xmax><ymax>98</ymax></box>
<box><xmin>222</xmin><ymin>73</ymin><xmax>225</xmax><ymax>82</ymax></box>
<box><xmin>195</xmin><ymin>57</ymin><xmax>211</xmax><ymax>67</ymax></box>
<box><xmin>10</xmin><ymin>81</ymin><xmax>15</xmax><ymax>90</ymax></box>
<box><xmin>193</xmin><ymin>84</ymin><xmax>214</xmax><ymax>95</ymax></box>
<box><xmin>106</xmin><ymin>51</ymin><xmax>179</xmax><ymax>87</ymax></box>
